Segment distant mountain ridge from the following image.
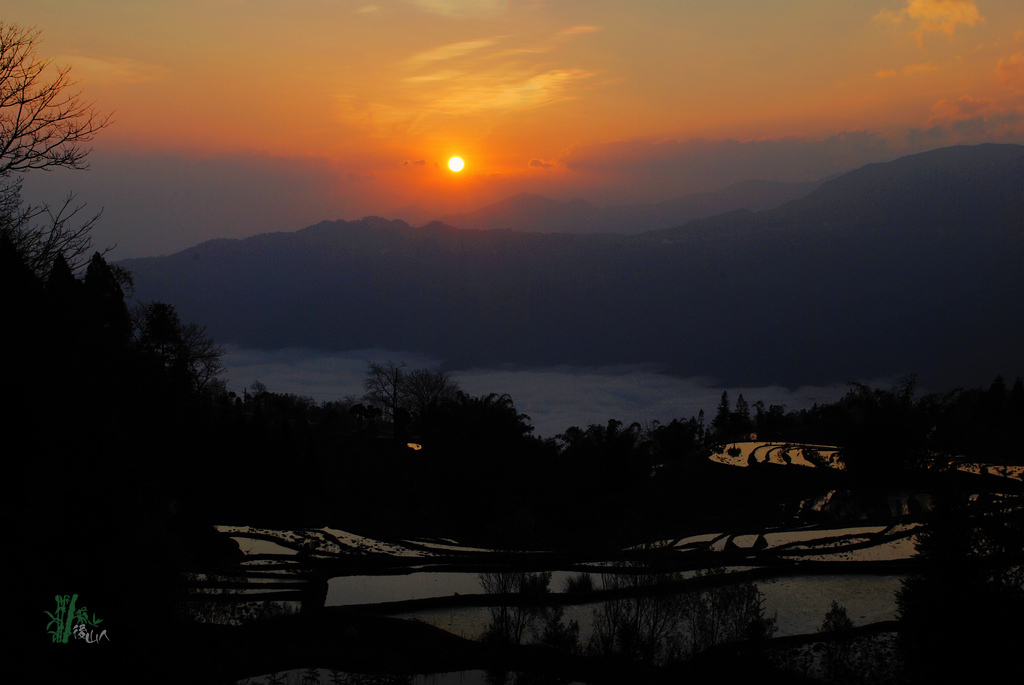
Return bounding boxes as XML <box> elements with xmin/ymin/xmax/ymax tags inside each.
<box><xmin>438</xmin><ymin>179</ymin><xmax>821</xmax><ymax>233</ymax></box>
<box><xmin>121</xmin><ymin>144</ymin><xmax>1024</xmax><ymax>388</ymax></box>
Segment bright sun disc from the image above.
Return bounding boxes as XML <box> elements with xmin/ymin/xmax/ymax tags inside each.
<box><xmin>448</xmin><ymin>157</ymin><xmax>464</xmax><ymax>172</ymax></box>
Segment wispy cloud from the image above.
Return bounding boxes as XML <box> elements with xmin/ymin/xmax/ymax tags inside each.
<box><xmin>875</xmin><ymin>61</ymin><xmax>939</xmax><ymax>77</ymax></box>
<box><xmin>407</xmin><ymin>38</ymin><xmax>502</xmax><ymax>67</ymax></box>
<box><xmin>402</xmin><ymin>70</ymin><xmax>464</xmax><ymax>83</ymax></box>
<box><xmin>425</xmin><ymin>67</ymin><xmax>593</xmax><ymax>115</ymax></box>
<box><xmin>337</xmin><ymin>28</ymin><xmax>596</xmax><ymax>134</ymax></box>
<box><xmin>336</xmin><ymin>64</ymin><xmax>593</xmax><ymax>137</ymax></box>
<box><xmin>56</xmin><ymin>55</ymin><xmax>168</xmax><ymax>85</ymax></box>
<box><xmin>875</xmin><ymin>0</ymin><xmax>984</xmax><ymax>47</ymax></box>
<box><xmin>403</xmin><ymin>30</ymin><xmax>595</xmax><ymax>116</ymax></box>
<box><xmin>407</xmin><ymin>0</ymin><xmax>508</xmax><ymax>17</ymax></box>
<box><xmin>560</xmin><ymin>26</ymin><xmax>601</xmax><ymax>36</ymax></box>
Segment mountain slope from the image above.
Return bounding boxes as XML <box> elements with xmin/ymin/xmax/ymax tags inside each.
<box><xmin>121</xmin><ymin>144</ymin><xmax>1024</xmax><ymax>388</ymax></box>
<box><xmin>438</xmin><ymin>179</ymin><xmax>820</xmax><ymax>234</ymax></box>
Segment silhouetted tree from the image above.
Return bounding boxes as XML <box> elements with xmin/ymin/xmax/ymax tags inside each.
<box><xmin>752</xmin><ymin>401</ymin><xmax>788</xmax><ymax>440</ymax></box>
<box><xmin>712</xmin><ymin>391</ymin><xmax>731</xmax><ymax>437</ymax></box>
<box><xmin>363</xmin><ymin>360</ymin><xmax>407</xmax><ymax>427</ymax></box>
<box><xmin>0</xmin><ymin>22</ymin><xmax>111</xmax><ymax>275</ymax></box>
<box><xmin>179</xmin><ymin>320</ymin><xmax>225</xmax><ymax>392</ymax></box>
<box><xmin>558</xmin><ymin>419</ymin><xmax>648</xmax><ymax>479</ymax></box>
<box><xmin>830</xmin><ymin>378</ymin><xmax>926</xmax><ymax>475</ymax></box>
<box><xmin>734</xmin><ymin>393</ymin><xmax>751</xmax><ymax>435</ymax></box>
<box><xmin>133</xmin><ymin>301</ymin><xmax>224</xmax><ymax>395</ymax></box>
<box><xmin>711</xmin><ymin>391</ymin><xmax>757</xmax><ymax>441</ymax></box>
<box><xmin>0</xmin><ymin>233</ymin><xmax>44</xmax><ymax>350</ymax></box>
<box><xmin>479</xmin><ymin>570</ymin><xmax>551</xmax><ymax>645</ymax></box>
<box><xmin>402</xmin><ymin>367</ymin><xmax>460</xmax><ymax>418</ymax></box>
<box><xmin>682</xmin><ymin>570</ymin><xmax>776</xmax><ymax>658</ymax></box>
<box><xmin>1010</xmin><ymin>377</ymin><xmax>1024</xmax><ymax>409</ymax></box>
<box><xmin>44</xmin><ymin>252</ymin><xmax>82</xmax><ymax>331</ymax></box>
<box><xmin>897</xmin><ymin>491</ymin><xmax>1024</xmax><ymax>683</ymax></box>
<box><xmin>818</xmin><ymin>601</ymin><xmax>854</xmax><ymax>683</ymax></box>
<box><xmin>589</xmin><ymin>570</ymin><xmax>685</xmax><ymax>664</ymax></box>
<box><xmin>457</xmin><ymin>391</ymin><xmax>537</xmax><ymax>444</ymax></box>
<box><xmin>648</xmin><ymin>416</ymin><xmax>704</xmax><ymax>463</ymax></box>
<box><xmin>82</xmin><ymin>251</ymin><xmax>132</xmax><ymax>350</ymax></box>
<box><xmin>537</xmin><ymin>605</ymin><xmax>580</xmax><ymax>653</ymax></box>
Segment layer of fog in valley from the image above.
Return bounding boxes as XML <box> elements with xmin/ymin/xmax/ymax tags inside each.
<box><xmin>221</xmin><ymin>346</ymin><xmax>888</xmax><ymax>439</ymax></box>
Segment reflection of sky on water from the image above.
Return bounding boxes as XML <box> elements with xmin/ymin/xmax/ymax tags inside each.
<box><xmin>327</xmin><ymin>572</ymin><xmax>483</xmax><ymax>606</ymax></box>
<box><xmin>394</xmin><ymin>574</ymin><xmax>903</xmax><ymax>643</ymax></box>
<box><xmin>230</xmin><ymin>537</ymin><xmax>298</xmax><ymax>556</ymax></box>
<box><xmin>782</xmin><ymin>535</ymin><xmax>919</xmax><ymax>563</ymax></box>
<box><xmin>394</xmin><ymin>602</ymin><xmax>600</xmax><ymax>644</ymax></box>
<box><xmin>709</xmin><ymin>441</ymin><xmax>841</xmax><ymax>468</ymax></box>
<box><xmin>220</xmin><ymin>522</ymin><xmax>921</xmax><ymax>575</ymax></box>
<box><xmin>419</xmin><ymin>671</ymin><xmax>591</xmax><ymax>685</ymax></box>
<box><xmin>759</xmin><ymin>574</ymin><xmax>902</xmax><ymax>635</ymax></box>
<box><xmin>327</xmin><ymin>571</ymin><xmax>583</xmax><ymax>606</ymax></box>
<box><xmin>238</xmin><ymin>669</ymin><xmax>589</xmax><ymax>684</ymax></box>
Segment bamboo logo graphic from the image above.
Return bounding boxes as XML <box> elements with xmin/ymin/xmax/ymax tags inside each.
<box><xmin>45</xmin><ymin>594</ymin><xmax>109</xmax><ymax>644</ymax></box>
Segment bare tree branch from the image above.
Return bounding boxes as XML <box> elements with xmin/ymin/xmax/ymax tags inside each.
<box><xmin>0</xmin><ymin>23</ymin><xmax>110</xmax><ymax>175</ymax></box>
<box><xmin>133</xmin><ymin>302</ymin><xmax>225</xmax><ymax>395</ymax></box>
<box><xmin>363</xmin><ymin>360</ymin><xmax>408</xmax><ymax>424</ymax></box>
<box><xmin>403</xmin><ymin>367</ymin><xmax>461</xmax><ymax>417</ymax></box>
<box><xmin>0</xmin><ymin>178</ymin><xmax>104</xmax><ymax>274</ymax></box>
<box><xmin>0</xmin><ymin>22</ymin><xmax>111</xmax><ymax>276</ymax></box>
<box><xmin>181</xmin><ymin>321</ymin><xmax>226</xmax><ymax>393</ymax></box>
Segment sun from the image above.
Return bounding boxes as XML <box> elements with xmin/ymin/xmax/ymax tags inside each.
<box><xmin>448</xmin><ymin>156</ymin><xmax>464</xmax><ymax>172</ymax></box>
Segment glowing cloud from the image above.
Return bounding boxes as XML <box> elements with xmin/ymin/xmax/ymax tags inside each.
<box><xmin>876</xmin><ymin>0</ymin><xmax>984</xmax><ymax>47</ymax></box>
<box><xmin>927</xmin><ymin>95</ymin><xmax>997</xmax><ymax>125</ymax></box>
<box><xmin>411</xmin><ymin>68</ymin><xmax>593</xmax><ymax>118</ymax></box>
<box><xmin>996</xmin><ymin>53</ymin><xmax>1024</xmax><ymax>91</ymax></box>
<box><xmin>923</xmin><ymin>95</ymin><xmax>1024</xmax><ymax>138</ymax></box>
<box><xmin>905</xmin><ymin>0</ymin><xmax>983</xmax><ymax>32</ymax></box>
<box><xmin>560</xmin><ymin>26</ymin><xmax>601</xmax><ymax>35</ymax></box>
<box><xmin>402</xmin><ymin>70</ymin><xmax>464</xmax><ymax>84</ymax></box>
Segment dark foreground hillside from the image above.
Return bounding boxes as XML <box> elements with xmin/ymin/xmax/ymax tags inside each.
<box><xmin>10</xmin><ymin>225</ymin><xmax>1023</xmax><ymax>683</ymax></box>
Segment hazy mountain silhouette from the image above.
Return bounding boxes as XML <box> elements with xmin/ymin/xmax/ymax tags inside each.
<box><xmin>121</xmin><ymin>144</ymin><xmax>1024</xmax><ymax>388</ymax></box>
<box><xmin>438</xmin><ymin>179</ymin><xmax>820</xmax><ymax>233</ymax></box>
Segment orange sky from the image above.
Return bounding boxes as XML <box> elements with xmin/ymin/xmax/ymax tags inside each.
<box><xmin>10</xmin><ymin>0</ymin><xmax>1024</xmax><ymax>255</ymax></box>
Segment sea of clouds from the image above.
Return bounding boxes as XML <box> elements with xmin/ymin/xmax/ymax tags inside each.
<box><xmin>221</xmin><ymin>346</ymin><xmax>892</xmax><ymax>440</ymax></box>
